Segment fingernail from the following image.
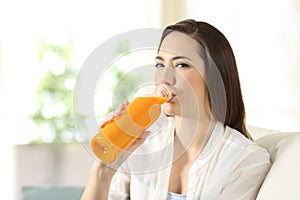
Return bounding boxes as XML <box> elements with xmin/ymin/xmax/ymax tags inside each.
<box><xmin>114</xmin><ymin>103</ymin><xmax>125</xmax><ymax>115</ymax></box>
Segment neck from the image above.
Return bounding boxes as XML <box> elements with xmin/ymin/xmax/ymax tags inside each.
<box><xmin>173</xmin><ymin>115</ymin><xmax>216</xmax><ymax>160</ymax></box>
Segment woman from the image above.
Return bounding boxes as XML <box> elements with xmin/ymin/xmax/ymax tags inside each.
<box><xmin>81</xmin><ymin>19</ymin><xmax>271</xmax><ymax>200</ymax></box>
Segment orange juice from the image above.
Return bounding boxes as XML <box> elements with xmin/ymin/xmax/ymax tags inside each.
<box><xmin>91</xmin><ymin>96</ymin><xmax>168</xmax><ymax>163</ymax></box>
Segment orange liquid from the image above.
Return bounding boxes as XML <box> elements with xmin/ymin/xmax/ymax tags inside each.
<box><xmin>91</xmin><ymin>96</ymin><xmax>167</xmax><ymax>163</ymax></box>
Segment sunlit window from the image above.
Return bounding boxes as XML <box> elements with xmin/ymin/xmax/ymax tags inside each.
<box><xmin>0</xmin><ymin>0</ymin><xmax>161</xmax><ymax>145</ymax></box>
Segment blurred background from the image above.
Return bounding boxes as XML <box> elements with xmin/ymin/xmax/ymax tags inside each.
<box><xmin>0</xmin><ymin>0</ymin><xmax>299</xmax><ymax>199</ymax></box>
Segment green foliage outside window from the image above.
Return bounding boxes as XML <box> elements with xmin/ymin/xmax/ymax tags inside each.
<box><xmin>30</xmin><ymin>39</ymin><xmax>139</xmax><ymax>144</ymax></box>
<box><xmin>30</xmin><ymin>39</ymin><xmax>77</xmax><ymax>143</ymax></box>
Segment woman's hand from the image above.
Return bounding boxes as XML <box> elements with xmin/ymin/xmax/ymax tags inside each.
<box><xmin>99</xmin><ymin>100</ymin><xmax>151</xmax><ymax>164</ymax></box>
<box><xmin>81</xmin><ymin>101</ymin><xmax>150</xmax><ymax>200</ymax></box>
<box><xmin>99</xmin><ymin>101</ymin><xmax>129</xmax><ymax>129</ymax></box>
<box><xmin>81</xmin><ymin>102</ymin><xmax>129</xmax><ymax>200</ymax></box>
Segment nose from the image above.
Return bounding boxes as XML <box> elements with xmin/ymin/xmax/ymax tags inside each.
<box><xmin>155</xmin><ymin>67</ymin><xmax>176</xmax><ymax>86</ymax></box>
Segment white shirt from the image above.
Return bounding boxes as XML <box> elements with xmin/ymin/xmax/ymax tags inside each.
<box><xmin>108</xmin><ymin>120</ymin><xmax>271</xmax><ymax>200</ymax></box>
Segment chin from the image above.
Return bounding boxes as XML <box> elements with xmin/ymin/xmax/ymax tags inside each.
<box><xmin>162</xmin><ymin>103</ymin><xmax>180</xmax><ymax>116</ymax></box>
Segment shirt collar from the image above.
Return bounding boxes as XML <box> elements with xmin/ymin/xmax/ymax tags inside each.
<box><xmin>198</xmin><ymin>121</ymin><xmax>224</xmax><ymax>160</ymax></box>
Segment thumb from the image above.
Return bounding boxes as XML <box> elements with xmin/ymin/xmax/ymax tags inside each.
<box><xmin>108</xmin><ymin>130</ymin><xmax>151</xmax><ymax>167</ymax></box>
<box><xmin>127</xmin><ymin>130</ymin><xmax>151</xmax><ymax>152</ymax></box>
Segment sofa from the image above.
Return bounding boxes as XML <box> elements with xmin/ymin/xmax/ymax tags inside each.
<box><xmin>21</xmin><ymin>126</ymin><xmax>300</xmax><ymax>200</ymax></box>
<box><xmin>22</xmin><ymin>186</ymin><xmax>84</xmax><ymax>200</ymax></box>
<box><xmin>248</xmin><ymin>126</ymin><xmax>300</xmax><ymax>199</ymax></box>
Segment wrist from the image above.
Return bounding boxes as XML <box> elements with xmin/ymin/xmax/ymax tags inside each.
<box><xmin>91</xmin><ymin>161</ymin><xmax>116</xmax><ymax>183</ymax></box>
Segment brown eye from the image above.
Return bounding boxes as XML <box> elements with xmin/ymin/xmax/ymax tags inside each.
<box><xmin>176</xmin><ymin>63</ymin><xmax>189</xmax><ymax>68</ymax></box>
<box><xmin>155</xmin><ymin>63</ymin><xmax>165</xmax><ymax>68</ymax></box>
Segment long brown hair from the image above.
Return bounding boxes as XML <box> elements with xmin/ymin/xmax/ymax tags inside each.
<box><xmin>160</xmin><ymin>19</ymin><xmax>251</xmax><ymax>139</ymax></box>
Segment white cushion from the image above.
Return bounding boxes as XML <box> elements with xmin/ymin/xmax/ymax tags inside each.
<box><xmin>247</xmin><ymin>125</ymin><xmax>281</xmax><ymax>140</ymax></box>
<box><xmin>255</xmin><ymin>132</ymin><xmax>300</xmax><ymax>199</ymax></box>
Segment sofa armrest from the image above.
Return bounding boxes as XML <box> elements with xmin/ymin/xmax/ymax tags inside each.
<box><xmin>255</xmin><ymin>132</ymin><xmax>300</xmax><ymax>199</ymax></box>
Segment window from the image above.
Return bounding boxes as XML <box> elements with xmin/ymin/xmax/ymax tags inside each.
<box><xmin>0</xmin><ymin>0</ymin><xmax>161</xmax><ymax>144</ymax></box>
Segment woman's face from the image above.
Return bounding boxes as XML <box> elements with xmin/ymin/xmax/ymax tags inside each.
<box><xmin>155</xmin><ymin>31</ymin><xmax>210</xmax><ymax>117</ymax></box>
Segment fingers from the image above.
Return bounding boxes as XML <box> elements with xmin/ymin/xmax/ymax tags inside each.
<box><xmin>99</xmin><ymin>114</ymin><xmax>114</xmax><ymax>129</ymax></box>
<box><xmin>99</xmin><ymin>101</ymin><xmax>129</xmax><ymax>129</ymax></box>
<box><xmin>140</xmin><ymin>130</ymin><xmax>151</xmax><ymax>139</ymax></box>
<box><xmin>112</xmin><ymin>100</ymin><xmax>129</xmax><ymax>117</ymax></box>
<box><xmin>97</xmin><ymin>101</ymin><xmax>150</xmax><ymax>167</ymax></box>
<box><xmin>100</xmin><ymin>130</ymin><xmax>152</xmax><ymax>169</ymax></box>
<box><xmin>127</xmin><ymin>130</ymin><xmax>151</xmax><ymax>152</ymax></box>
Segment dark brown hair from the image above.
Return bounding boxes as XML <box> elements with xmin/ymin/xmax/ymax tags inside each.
<box><xmin>160</xmin><ymin>19</ymin><xmax>251</xmax><ymax>139</ymax></box>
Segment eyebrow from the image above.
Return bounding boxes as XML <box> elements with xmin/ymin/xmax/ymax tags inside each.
<box><xmin>155</xmin><ymin>55</ymin><xmax>192</xmax><ymax>61</ymax></box>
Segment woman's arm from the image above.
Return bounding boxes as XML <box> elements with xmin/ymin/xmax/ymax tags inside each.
<box><xmin>81</xmin><ymin>103</ymin><xmax>127</xmax><ymax>200</ymax></box>
<box><xmin>81</xmin><ymin>161</ymin><xmax>116</xmax><ymax>200</ymax></box>
<box><xmin>81</xmin><ymin>101</ymin><xmax>149</xmax><ymax>200</ymax></box>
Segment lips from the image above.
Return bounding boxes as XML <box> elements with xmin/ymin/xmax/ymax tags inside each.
<box><xmin>167</xmin><ymin>92</ymin><xmax>176</xmax><ymax>102</ymax></box>
<box><xmin>155</xmin><ymin>84</ymin><xmax>177</xmax><ymax>102</ymax></box>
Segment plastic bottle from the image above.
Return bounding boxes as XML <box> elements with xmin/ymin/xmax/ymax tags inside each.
<box><xmin>91</xmin><ymin>85</ymin><xmax>171</xmax><ymax>163</ymax></box>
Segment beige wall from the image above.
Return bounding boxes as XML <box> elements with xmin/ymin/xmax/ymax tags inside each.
<box><xmin>161</xmin><ymin>0</ymin><xmax>187</xmax><ymax>27</ymax></box>
<box><xmin>13</xmin><ymin>144</ymin><xmax>93</xmax><ymax>200</ymax></box>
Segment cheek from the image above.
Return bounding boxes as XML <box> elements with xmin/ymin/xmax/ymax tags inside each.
<box><xmin>154</xmin><ymin>70</ymin><xmax>160</xmax><ymax>82</ymax></box>
<box><xmin>183</xmin><ymin>72</ymin><xmax>207</xmax><ymax>98</ymax></box>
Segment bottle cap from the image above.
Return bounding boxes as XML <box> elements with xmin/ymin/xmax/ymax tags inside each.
<box><xmin>153</xmin><ymin>84</ymin><xmax>172</xmax><ymax>101</ymax></box>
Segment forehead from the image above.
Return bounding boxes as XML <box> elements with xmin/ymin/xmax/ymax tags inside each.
<box><xmin>159</xmin><ymin>31</ymin><xmax>200</xmax><ymax>59</ymax></box>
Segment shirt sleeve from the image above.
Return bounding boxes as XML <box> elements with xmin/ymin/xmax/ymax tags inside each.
<box><xmin>108</xmin><ymin>171</ymin><xmax>131</xmax><ymax>200</ymax></box>
<box><xmin>217</xmin><ymin>149</ymin><xmax>272</xmax><ymax>200</ymax></box>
